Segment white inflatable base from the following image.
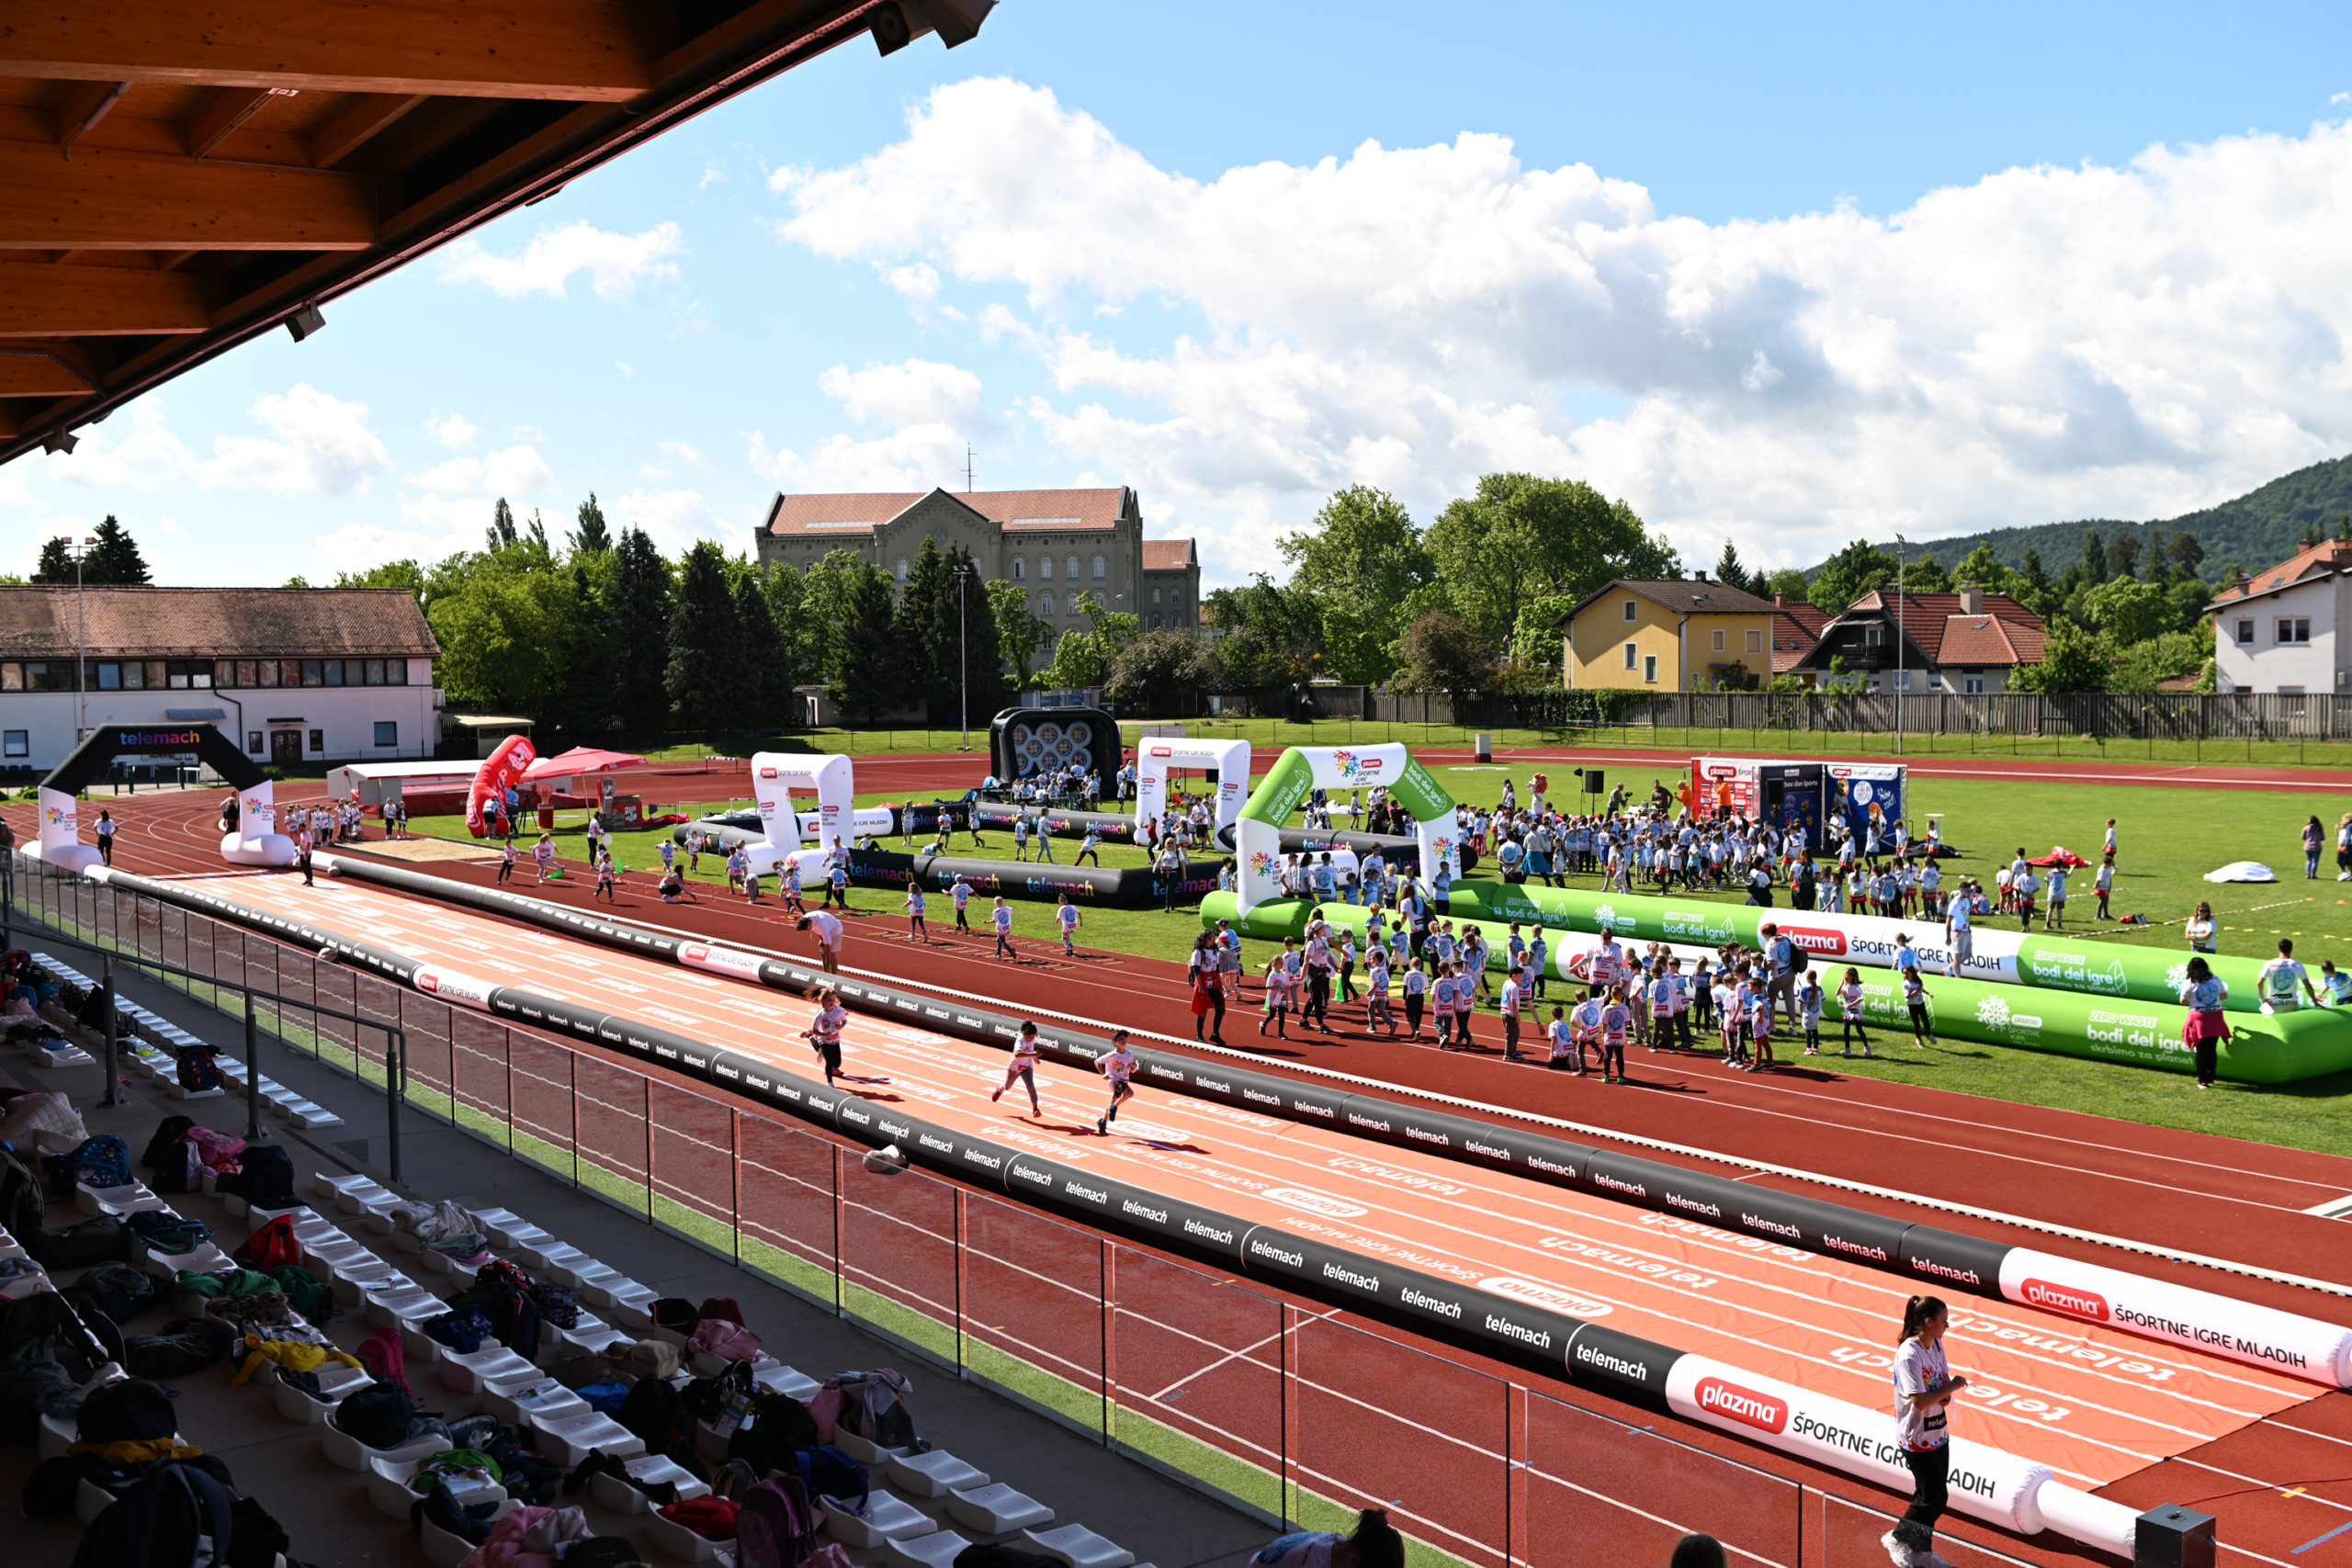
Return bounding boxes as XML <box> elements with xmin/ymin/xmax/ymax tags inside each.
<box><xmin>221</xmin><ymin>832</ymin><xmax>300</xmax><ymax>868</ymax></box>
<box><xmin>27</xmin><ymin>842</ymin><xmax>103</xmax><ymax>874</ymax></box>
<box><xmin>2031</xmin><ymin>1482</ymin><xmax>2139</xmax><ymax>1560</ymax></box>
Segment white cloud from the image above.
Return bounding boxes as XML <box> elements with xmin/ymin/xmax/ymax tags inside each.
<box><xmin>424</xmin><ymin>412</ymin><xmax>479</xmax><ymax>451</ymax></box>
<box><xmin>744</xmin><ymin>424</ymin><xmax>970</xmax><ymax>493</ymax></box>
<box><xmin>657</xmin><ymin>439</ymin><xmax>704</xmax><ymax>464</ymax></box>
<box><xmin>818</xmin><ymin>357</ymin><xmax>986</xmax><ymax>429</ymax></box>
<box><xmin>777</xmin><ymin>77</ymin><xmax>2352</xmax><ymax>578</ymax></box>
<box><xmin>401</xmin><ymin>445</ymin><xmax>556</xmax><ymax>498</ymax></box>
<box><xmin>608</xmin><ymin>488</ymin><xmax>730</xmax><ymax>554</ymax></box>
<box><xmin>616</xmin><ymin>361</ymin><xmax>635</xmax><ymax>379</ymax></box>
<box><xmin>438</xmin><ymin>220</ymin><xmax>686</xmax><ymax>302</ymax></box>
<box><xmin>45</xmin><ymin>386</ymin><xmax>391</xmax><ymax>498</ymax></box>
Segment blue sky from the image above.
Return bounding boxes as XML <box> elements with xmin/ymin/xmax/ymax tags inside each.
<box><xmin>9</xmin><ymin>1</ymin><xmax>2352</xmax><ymax>588</ymax></box>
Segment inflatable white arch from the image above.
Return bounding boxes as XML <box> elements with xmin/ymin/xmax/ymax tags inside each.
<box><xmin>1234</xmin><ymin>743</ymin><xmax>1457</xmax><ymax>913</ymax></box>
<box><xmin>220</xmin><ymin>782</ymin><xmax>298</xmax><ymax>867</ymax></box>
<box><xmin>742</xmin><ymin>751</ymin><xmax>883</xmax><ymax>878</ymax></box>
<box><xmin>1133</xmin><ymin>736</ymin><xmax>1250</xmax><ymax>843</ymax></box>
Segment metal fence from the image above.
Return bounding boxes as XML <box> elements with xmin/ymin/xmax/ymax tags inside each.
<box><xmin>12</xmin><ymin>853</ymin><xmax>2037</xmax><ymax>1568</ymax></box>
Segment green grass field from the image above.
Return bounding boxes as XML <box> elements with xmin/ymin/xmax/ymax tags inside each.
<box><xmin>399</xmin><ymin>762</ymin><xmax>2352</xmax><ymax>1156</ymax></box>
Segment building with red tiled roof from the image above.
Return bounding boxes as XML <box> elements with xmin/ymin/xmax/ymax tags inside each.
<box><xmin>0</xmin><ymin>585</ymin><xmax>441</xmax><ymax>770</ymax></box>
<box><xmin>1789</xmin><ymin>586</ymin><xmax>2048</xmax><ymax>694</ymax></box>
<box><xmin>1770</xmin><ymin>597</ymin><xmax>1832</xmax><ymax>678</ymax></box>
<box><xmin>756</xmin><ymin>486</ymin><xmax>1201</xmax><ymax>635</ymax></box>
<box><xmin>2208</xmin><ymin>538</ymin><xmax>2352</xmax><ymax>694</ymax></box>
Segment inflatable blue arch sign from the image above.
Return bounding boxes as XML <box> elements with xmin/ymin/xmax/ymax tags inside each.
<box><xmin>32</xmin><ymin>722</ymin><xmax>295</xmax><ymax>870</ymax></box>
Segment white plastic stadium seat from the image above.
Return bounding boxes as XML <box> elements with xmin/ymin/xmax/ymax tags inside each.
<box><xmin>483</xmin><ymin>1373</ymin><xmax>588</xmax><ymax>1426</ymax></box>
<box><xmin>821</xmin><ymin>1491</ymin><xmax>938</xmax><ymax>1548</ymax></box>
<box><xmin>589</xmin><ymin>1454</ymin><xmax>710</xmax><ymax>1516</ymax></box>
<box><xmin>529</xmin><ymin>1409</ymin><xmax>646</xmax><ymax>1468</ymax></box>
<box><xmin>322</xmin><ymin>1421</ymin><xmax>447</xmax><ymax>1472</ymax></box>
<box><xmin>438</xmin><ymin>1344</ymin><xmax>538</xmax><ymax>1393</ymax></box>
<box><xmin>644</xmin><ymin>1506</ymin><xmax>729</xmax><ymax>1563</ymax></box>
<box><xmin>1022</xmin><ymin>1525</ymin><xmax>1137</xmax><ymax>1568</ymax></box>
<box><xmin>883</xmin><ymin>1531</ymin><xmax>975</xmax><ymax>1568</ymax></box>
<box><xmin>829</xmin><ymin>1429</ymin><xmax>905</xmax><ymax>1466</ymax></box>
<box><xmin>886</xmin><ymin>1449</ymin><xmax>988</xmax><ymax>1497</ymax></box>
<box><xmin>947</xmin><ymin>1483</ymin><xmax>1055</xmax><ymax>1535</ymax></box>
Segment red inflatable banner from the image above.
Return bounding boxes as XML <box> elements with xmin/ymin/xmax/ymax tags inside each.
<box><xmin>465</xmin><ymin>734</ymin><xmax>537</xmax><ymax>837</ymax></box>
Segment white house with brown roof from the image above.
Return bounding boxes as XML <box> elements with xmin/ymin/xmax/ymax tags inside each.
<box><xmin>755</xmin><ymin>487</ymin><xmax>1202</xmax><ymax>636</ymax></box>
<box><xmin>1789</xmin><ymin>587</ymin><xmax>2048</xmax><ymax>693</ymax></box>
<box><xmin>2208</xmin><ymin>538</ymin><xmax>2352</xmax><ymax>694</ymax></box>
<box><xmin>0</xmin><ymin>585</ymin><xmax>441</xmax><ymax>773</ymax></box>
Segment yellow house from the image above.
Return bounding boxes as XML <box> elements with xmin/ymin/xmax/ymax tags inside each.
<box><xmin>1557</xmin><ymin>577</ymin><xmax>1781</xmax><ymax>691</ymax></box>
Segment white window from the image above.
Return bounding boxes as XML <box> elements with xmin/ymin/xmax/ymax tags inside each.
<box><xmin>1862</xmin><ymin>625</ymin><xmax>1883</xmax><ymax>647</ymax></box>
<box><xmin>1066</xmin><ymin>554</ymin><xmax>1080</xmax><ymax>581</ymax></box>
<box><xmin>2278</xmin><ymin>617</ymin><xmax>2312</xmax><ymax>645</ymax></box>
<box><xmin>1153</xmin><ymin>586</ymin><xmax>1163</xmax><ymax>604</ymax></box>
<box><xmin>2234</xmin><ymin>619</ymin><xmax>2254</xmax><ymax>645</ymax></box>
<box><xmin>896</xmin><ymin>558</ymin><xmax>909</xmax><ymax>581</ymax></box>
<box><xmin>1623</xmin><ymin>642</ymin><xmax>1638</xmax><ymax>671</ymax></box>
<box><xmin>247</xmin><ymin>731</ymin><xmax>263</xmax><ymax>753</ymax></box>
<box><xmin>1623</xmin><ymin>599</ymin><xmax>1637</xmax><ymax>622</ymax></box>
<box><xmin>1711</xmin><ymin>628</ymin><xmax>1724</xmax><ymax>652</ymax></box>
<box><xmin>1093</xmin><ymin>555</ymin><xmax>1105</xmax><ymax>580</ymax></box>
<box><xmin>1040</xmin><ymin>557</ymin><xmax>1054</xmax><ymax>581</ymax></box>
<box><xmin>1927</xmin><ymin>672</ymin><xmax>1942</xmax><ymax>689</ymax></box>
<box><xmin>1746</xmin><ymin>629</ymin><xmax>1762</xmax><ymax>654</ymax></box>
<box><xmin>1963</xmin><ymin>672</ymin><xmax>1984</xmax><ymax>694</ymax></box>
<box><xmin>1041</xmin><ymin>591</ymin><xmax>1055</xmax><ymax>616</ymax></box>
<box><xmin>1643</xmin><ymin>654</ymin><xmax>1658</xmax><ymax>684</ymax></box>
<box><xmin>1012</xmin><ymin>558</ymin><xmax>1025</xmax><ymax>581</ymax></box>
<box><xmin>1895</xmin><ymin>670</ymin><xmax>1912</xmax><ymax>690</ymax></box>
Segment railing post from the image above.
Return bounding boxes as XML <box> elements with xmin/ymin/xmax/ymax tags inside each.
<box><xmin>385</xmin><ymin>1024</ymin><xmax>403</xmax><ymax>1185</ymax></box>
<box><xmin>99</xmin><ymin>952</ymin><xmax>123</xmax><ymax>1107</ymax></box>
<box><xmin>243</xmin><ymin>990</ymin><xmax>266</xmax><ymax>1142</ymax></box>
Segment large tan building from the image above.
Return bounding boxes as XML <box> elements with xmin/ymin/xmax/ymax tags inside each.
<box><xmin>755</xmin><ymin>487</ymin><xmax>1202</xmax><ymax>634</ymax></box>
<box><xmin>1557</xmin><ymin>577</ymin><xmax>1781</xmax><ymax>690</ymax></box>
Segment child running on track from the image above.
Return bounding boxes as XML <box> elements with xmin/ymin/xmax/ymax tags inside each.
<box><xmin>904</xmin><ymin>884</ymin><xmax>928</xmax><ymax>942</ymax></box>
<box><xmin>1260</xmin><ymin>954</ymin><xmax>1295</xmax><ymax>1038</ymax></box>
<box><xmin>991</xmin><ymin>1021</ymin><xmax>1044</xmax><ymax>1114</ymax></box>
<box><xmin>498</xmin><ymin>839</ymin><xmax>517</xmax><ymax>884</ymax></box>
<box><xmin>1056</xmin><ymin>892</ymin><xmax>1081</xmax><ymax>956</ymax></box>
<box><xmin>534</xmin><ymin>833</ymin><xmax>555</xmax><ymax>883</ymax></box>
<box><xmin>951</xmin><ymin>874</ymin><xmax>972</xmax><ymax>932</ymax></box>
<box><xmin>801</xmin><ymin>987</ymin><xmax>847</xmax><ymax>1086</ymax></box>
<box><xmin>1599</xmin><ymin>987</ymin><xmax>1632</xmax><ymax>1083</ymax></box>
<box><xmin>990</xmin><ymin>897</ymin><xmax>1015</xmax><ymax>959</ymax></box>
<box><xmin>594</xmin><ymin>852</ymin><xmax>616</xmax><ymax>903</ymax></box>
<box><xmin>1095</xmin><ymin>1030</ymin><xmax>1136</xmax><ymax>1134</ymax></box>
<box><xmin>1545</xmin><ymin>1004</ymin><xmax>1575</xmax><ymax>1070</ymax></box>
<box><xmin>781</xmin><ymin>858</ymin><xmax>804</xmax><ymax>917</ymax></box>
<box><xmin>1365</xmin><ymin>948</ymin><xmax>1396</xmax><ymax>1035</ymax></box>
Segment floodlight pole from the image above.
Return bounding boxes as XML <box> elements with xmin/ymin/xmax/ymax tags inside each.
<box><xmin>1894</xmin><ymin>534</ymin><xmax>1906</xmax><ymax>757</ymax></box>
<box><xmin>954</xmin><ymin>564</ymin><xmax>972</xmax><ymax>751</ymax></box>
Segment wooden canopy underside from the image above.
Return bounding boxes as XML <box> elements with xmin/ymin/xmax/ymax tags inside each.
<box><xmin>0</xmin><ymin>0</ymin><xmax>978</xmax><ymax>453</ymax></box>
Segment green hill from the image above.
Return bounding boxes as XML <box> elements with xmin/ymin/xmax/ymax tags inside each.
<box><xmin>1860</xmin><ymin>452</ymin><xmax>2352</xmax><ymax>580</ymax></box>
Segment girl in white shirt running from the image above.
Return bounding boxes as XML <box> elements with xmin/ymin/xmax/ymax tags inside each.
<box><xmin>1837</xmin><ymin>967</ymin><xmax>1872</xmax><ymax>1057</ymax></box>
<box><xmin>992</xmin><ymin>1021</ymin><xmax>1044</xmax><ymax>1115</ymax></box>
<box><xmin>1889</xmin><ymin>1295</ymin><xmax>1967</xmax><ymax>1567</ymax></box>
<box><xmin>1095</xmin><ymin>1031</ymin><xmax>1136</xmax><ymax>1134</ymax></box>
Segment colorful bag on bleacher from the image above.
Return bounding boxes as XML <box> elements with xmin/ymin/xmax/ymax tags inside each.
<box><xmin>185</xmin><ymin>1128</ymin><xmax>245</xmax><ymax>1175</ymax></box>
<box><xmin>421</xmin><ymin>1308</ymin><xmax>494</xmax><ymax>1355</ymax></box>
<box><xmin>139</xmin><ymin>1116</ymin><xmax>197</xmax><ymax>1171</ymax></box>
<box><xmin>66</xmin><ymin>1134</ymin><xmax>131</xmax><ymax>1192</ymax></box>
<box><xmin>266</xmin><ymin>1265</ymin><xmax>333</xmax><ymax>1325</ymax></box>
<box><xmin>735</xmin><ymin>1475</ymin><xmax>820</xmax><ymax>1568</ymax></box>
<box><xmin>175</xmin><ymin>1047</ymin><xmax>222</xmax><ymax>1093</ymax></box>
<box><xmin>149</xmin><ymin>1137</ymin><xmax>198</xmax><ymax>1195</ymax></box>
<box><xmin>213</xmin><ymin>1145</ymin><xmax>291</xmax><ymax>1206</ymax></box>
<box><xmin>232</xmin><ymin>1214</ymin><xmax>299</xmax><ymax>1271</ymax></box>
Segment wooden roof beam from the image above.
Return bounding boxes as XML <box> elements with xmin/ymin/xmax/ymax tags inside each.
<box><xmin>52</xmin><ymin>79</ymin><xmax>131</xmax><ymax>152</ymax></box>
<box><xmin>0</xmin><ymin>141</ymin><xmax>377</xmax><ymax>251</ymax></box>
<box><xmin>184</xmin><ymin>86</ymin><xmax>288</xmax><ymax>159</ymax></box>
<box><xmin>309</xmin><ymin>93</ymin><xmax>429</xmax><ymax>169</ymax></box>
<box><xmin>0</xmin><ymin>2</ymin><xmax>659</xmax><ymax>101</ymax></box>
<box><xmin>0</xmin><ymin>344</ymin><xmax>103</xmax><ymax>398</ymax></box>
<box><xmin>0</xmin><ymin>261</ymin><xmax>209</xmax><ymax>336</ymax></box>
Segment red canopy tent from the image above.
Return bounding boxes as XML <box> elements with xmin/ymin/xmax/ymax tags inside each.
<box><xmin>519</xmin><ymin>747</ymin><xmax>645</xmax><ymax>784</ymax></box>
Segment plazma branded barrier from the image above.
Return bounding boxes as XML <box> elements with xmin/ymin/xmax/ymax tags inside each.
<box><xmin>464</xmin><ymin>734</ymin><xmax>536</xmax><ymax>838</ymax></box>
<box><xmin>31</xmin><ymin>721</ymin><xmax>294</xmax><ymax>869</ymax></box>
<box><xmin>1132</xmin><ymin>735</ymin><xmax>1250</xmax><ymax>841</ymax></box>
<box><xmin>1198</xmin><ymin>891</ymin><xmax>2352</xmax><ymax>1083</ymax></box>
<box><xmin>1234</xmin><ymin>744</ymin><xmax>1456</xmax><ymax>912</ymax></box>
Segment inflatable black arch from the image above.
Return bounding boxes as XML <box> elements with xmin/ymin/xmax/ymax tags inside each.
<box><xmin>989</xmin><ymin>705</ymin><xmax>1122</xmax><ymax>784</ymax></box>
<box><xmin>42</xmin><ymin>722</ymin><xmax>266</xmax><ymax>795</ymax></box>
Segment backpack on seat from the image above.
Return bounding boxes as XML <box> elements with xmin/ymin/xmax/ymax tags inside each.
<box><xmin>616</xmin><ymin>1376</ymin><xmax>691</xmax><ymax>1450</ymax></box>
<box><xmin>735</xmin><ymin>1475</ymin><xmax>820</xmax><ymax>1568</ymax></box>
<box><xmin>265</xmin><ymin>1265</ymin><xmax>333</xmax><ymax>1325</ymax></box>
<box><xmin>0</xmin><ymin>1147</ymin><xmax>45</xmax><ymax>1241</ymax></box>
<box><xmin>76</xmin><ymin>1379</ymin><xmax>179</xmax><ymax>1446</ymax></box>
<box><xmin>71</xmin><ymin>1460</ymin><xmax>238</xmax><ymax>1568</ymax></box>
<box><xmin>232</xmin><ymin>1215</ymin><xmax>299</xmax><ymax>1272</ymax></box>
<box><xmin>213</xmin><ymin>1146</ymin><xmax>292</xmax><ymax>1208</ymax></box>
<box><xmin>332</xmin><ymin>1382</ymin><xmax>418</xmax><ymax>1449</ymax></box>
<box><xmin>67</xmin><ymin>1134</ymin><xmax>132</xmax><ymax>1191</ymax></box>
<box><xmin>174</xmin><ymin>1048</ymin><xmax>222</xmax><ymax>1093</ymax></box>
<box><xmin>139</xmin><ymin>1117</ymin><xmax>198</xmax><ymax>1171</ymax></box>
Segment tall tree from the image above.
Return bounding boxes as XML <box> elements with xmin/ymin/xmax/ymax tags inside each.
<box><xmin>2078</xmin><ymin>528</ymin><xmax>2106</xmax><ymax>585</ymax></box>
<box><xmin>2012</xmin><ymin>623</ymin><xmax>2113</xmax><ymax>694</ymax></box>
<box><xmin>1713</xmin><ymin>541</ymin><xmax>1754</xmax><ymax>595</ymax></box>
<box><xmin>1424</xmin><ymin>473</ymin><xmax>1675</xmax><ymax>649</ymax></box>
<box><xmin>605</xmin><ymin>526</ymin><xmax>673</xmax><ymax>734</ymax></box>
<box><xmin>665</xmin><ymin>541</ymin><xmax>741</xmax><ymax>729</ymax></box>
<box><xmin>424</xmin><ymin>551</ymin><xmax>583</xmax><ymax>715</ymax></box>
<box><xmin>85</xmin><ymin>516</ymin><xmax>152</xmax><ymax>584</ymax></box>
<box><xmin>2105</xmin><ymin>533</ymin><xmax>2142</xmax><ymax>582</ymax></box>
<box><xmin>334</xmin><ymin>559</ymin><xmax>428</xmax><ymax>605</ymax></box>
<box><xmin>1394</xmin><ymin>609</ymin><xmax>1496</xmax><ymax>716</ymax></box>
<box><xmin>487</xmin><ymin>497</ymin><xmax>518</xmax><ymax>551</ymax></box>
<box><xmin>763</xmin><ymin>561</ymin><xmax>814</xmax><ymax>699</ymax></box>
<box><xmin>569</xmin><ymin>493</ymin><xmax>612</xmax><ymax>556</ymax></box>
<box><xmin>1278</xmin><ymin>485</ymin><xmax>1430</xmax><ymax>682</ymax></box>
<box><xmin>1809</xmin><ymin>540</ymin><xmax>1898</xmax><ymax>615</ymax></box>
<box><xmin>553</xmin><ymin>552</ymin><xmax>617</xmax><ymax>735</ymax></box>
<box><xmin>31</xmin><ymin>536</ymin><xmax>74</xmax><ymax>584</ymax></box>
<box><xmin>2167</xmin><ymin>531</ymin><xmax>2205</xmax><ymax>581</ymax></box>
<box><xmin>732</xmin><ymin>570</ymin><xmax>788</xmax><ymax>728</ymax></box>
<box><xmin>831</xmin><ymin>563</ymin><xmax>901</xmax><ymax>725</ymax></box>
<box><xmin>893</xmin><ymin>536</ymin><xmax>956</xmax><ymax>717</ymax></box>
<box><xmin>986</xmin><ymin>577</ymin><xmax>1052</xmax><ymax>685</ymax></box>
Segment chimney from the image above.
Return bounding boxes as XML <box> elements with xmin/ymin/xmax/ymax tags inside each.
<box><xmin>1959</xmin><ymin>586</ymin><xmax>1983</xmax><ymax>615</ymax></box>
<box><xmin>1693</xmin><ymin>569</ymin><xmax>1707</xmax><ymax>581</ymax></box>
<box><xmin>1774</xmin><ymin>592</ymin><xmax>1786</xmax><ymax>607</ymax></box>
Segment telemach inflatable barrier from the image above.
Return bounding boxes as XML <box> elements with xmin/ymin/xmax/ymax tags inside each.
<box><xmin>68</xmin><ymin>859</ymin><xmax>2225</xmax><ymax>1558</ymax></box>
<box><xmin>969</xmin><ymin>803</ymin><xmax>1470</xmax><ymax>870</ymax></box>
<box><xmin>1235</xmin><ymin>744</ymin><xmax>1459</xmax><ymax>912</ymax></box>
<box><xmin>30</xmin><ymin>721</ymin><xmax>294</xmax><ymax>868</ymax></box>
<box><xmin>237</xmin><ymin>853</ymin><xmax>2352</xmax><ymax>1400</ymax></box>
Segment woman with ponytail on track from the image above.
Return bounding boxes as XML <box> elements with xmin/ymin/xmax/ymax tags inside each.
<box><xmin>1887</xmin><ymin>1295</ymin><xmax>1969</xmax><ymax>1568</ymax></box>
<box><xmin>1250</xmin><ymin>1508</ymin><xmax>1406</xmax><ymax>1568</ymax></box>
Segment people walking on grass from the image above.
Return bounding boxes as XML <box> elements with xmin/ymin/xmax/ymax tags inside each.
<box><xmin>1903</xmin><ymin>965</ymin><xmax>1935</xmax><ymax>1045</ymax></box>
<box><xmin>2178</xmin><ymin>956</ymin><xmax>2230</xmax><ymax>1089</ymax></box>
<box><xmin>1888</xmin><ymin>1296</ymin><xmax>1967</xmax><ymax>1568</ymax></box>
<box><xmin>2011</xmin><ymin>865</ymin><xmax>2039</xmax><ymax>931</ymax></box>
<box><xmin>1746</xmin><ymin>972</ymin><xmax>1777</xmax><ymax>1071</ymax></box>
<box><xmin>2304</xmin><ymin>815</ymin><xmax>2326</xmax><ymax>879</ymax></box>
<box><xmin>992</xmin><ymin>1021</ymin><xmax>1044</xmax><ymax>1114</ymax></box>
<box><xmin>2043</xmin><ymin>863</ymin><xmax>2067</xmax><ymax>930</ymax></box>
<box><xmin>2259</xmin><ymin>938</ymin><xmax>2319</xmax><ymax>1011</ymax></box>
<box><xmin>1838</xmin><ymin>967</ymin><xmax>1872</xmax><ymax>1057</ymax></box>
<box><xmin>2094</xmin><ymin>855</ymin><xmax>2114</xmax><ymax>920</ymax></box>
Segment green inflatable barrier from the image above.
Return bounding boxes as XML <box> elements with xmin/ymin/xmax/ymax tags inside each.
<box><xmin>2013</xmin><ymin>935</ymin><xmax>2269</xmax><ymax>1012</ymax></box>
<box><xmin>1198</xmin><ymin>891</ymin><xmax>2352</xmax><ymax>1083</ymax></box>
<box><xmin>1443</xmin><ymin>881</ymin><xmax>1765</xmax><ymax>951</ymax></box>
